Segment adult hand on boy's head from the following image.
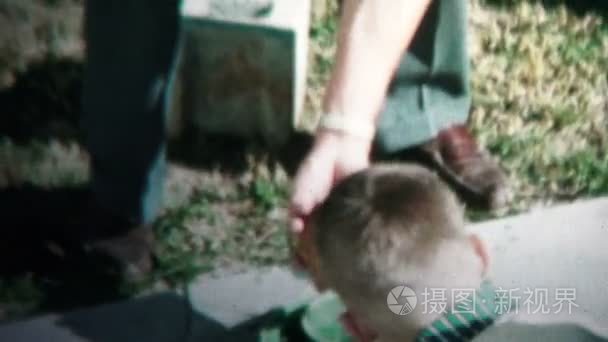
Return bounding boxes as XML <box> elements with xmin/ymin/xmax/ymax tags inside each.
<box><xmin>289</xmin><ymin>130</ymin><xmax>372</xmax><ymax>234</ymax></box>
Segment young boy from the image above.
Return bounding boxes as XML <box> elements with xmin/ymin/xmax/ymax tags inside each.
<box><xmin>296</xmin><ymin>163</ymin><xmax>606</xmax><ymax>341</ymax></box>
<box><xmin>296</xmin><ymin>163</ymin><xmax>488</xmax><ymax>341</ymax></box>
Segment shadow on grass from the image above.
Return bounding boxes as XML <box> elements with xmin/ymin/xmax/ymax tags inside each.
<box><xmin>0</xmin><ymin>58</ymin><xmax>314</xmax><ymax>319</ymax></box>
<box><xmin>0</xmin><ymin>59</ymin><xmax>83</xmax><ymax>143</ymax></box>
<box><xmin>0</xmin><ymin>197</ymin><xmax>307</xmax><ymax>337</ymax></box>
<box><xmin>0</xmin><ymin>61</ymin><xmax>131</xmax><ymax>313</ymax></box>
<box><xmin>167</xmin><ymin>128</ymin><xmax>313</xmax><ymax>177</ymax></box>
<box><xmin>0</xmin><ymin>58</ymin><xmax>314</xmax><ymax>174</ymax></box>
<box><xmin>0</xmin><ymin>185</ymin><xmax>133</xmax><ymax>317</ymax></box>
<box><xmin>483</xmin><ymin>0</ymin><xmax>608</xmax><ymax>18</ymax></box>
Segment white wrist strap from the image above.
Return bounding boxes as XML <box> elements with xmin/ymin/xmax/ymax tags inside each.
<box><xmin>317</xmin><ymin>113</ymin><xmax>376</xmax><ymax>140</ymax></box>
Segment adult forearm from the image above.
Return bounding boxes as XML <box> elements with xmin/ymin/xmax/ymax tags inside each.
<box><xmin>290</xmin><ymin>0</ymin><xmax>432</xmax><ymax>233</ymax></box>
<box><xmin>321</xmin><ymin>0</ymin><xmax>431</xmax><ymax>134</ymax></box>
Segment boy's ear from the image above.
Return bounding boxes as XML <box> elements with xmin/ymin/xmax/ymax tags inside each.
<box><xmin>293</xmin><ymin>221</ymin><xmax>328</xmax><ymax>291</ymax></box>
<box><xmin>469</xmin><ymin>234</ymin><xmax>489</xmax><ymax>276</ymax></box>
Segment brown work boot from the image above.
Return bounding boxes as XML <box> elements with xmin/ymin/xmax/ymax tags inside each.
<box><xmin>381</xmin><ymin>125</ymin><xmax>511</xmax><ymax>211</ymax></box>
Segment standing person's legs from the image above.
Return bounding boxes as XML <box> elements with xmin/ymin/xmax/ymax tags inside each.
<box><xmin>83</xmin><ymin>0</ymin><xmax>180</xmax><ymax>226</ymax></box>
<box><xmin>374</xmin><ymin>0</ymin><xmax>510</xmax><ymax>211</ymax></box>
<box><xmin>376</xmin><ymin>0</ymin><xmax>470</xmax><ymax>152</ymax></box>
<box><xmin>81</xmin><ymin>0</ymin><xmax>180</xmax><ymax>275</ymax></box>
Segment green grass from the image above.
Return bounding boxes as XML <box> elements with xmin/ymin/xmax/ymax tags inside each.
<box><xmin>469</xmin><ymin>0</ymin><xmax>608</xmax><ymax>212</ymax></box>
<box><xmin>150</xmin><ymin>162</ymin><xmax>291</xmax><ymax>286</ymax></box>
<box><xmin>153</xmin><ymin>190</ymin><xmax>223</xmax><ymax>284</ymax></box>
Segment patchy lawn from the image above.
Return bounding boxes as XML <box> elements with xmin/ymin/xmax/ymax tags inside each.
<box><xmin>0</xmin><ymin>0</ymin><xmax>607</xmax><ymax>321</ymax></box>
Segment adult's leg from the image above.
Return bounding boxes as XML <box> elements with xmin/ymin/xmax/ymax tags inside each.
<box><xmin>82</xmin><ymin>0</ymin><xmax>181</xmax><ymax>227</ymax></box>
<box><xmin>375</xmin><ymin>0</ymin><xmax>510</xmax><ymax>210</ymax></box>
<box><xmin>376</xmin><ymin>0</ymin><xmax>470</xmax><ymax>153</ymax></box>
<box><xmin>80</xmin><ymin>0</ymin><xmax>181</xmax><ymax>278</ymax></box>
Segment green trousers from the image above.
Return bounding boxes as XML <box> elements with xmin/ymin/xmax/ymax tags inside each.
<box><xmin>82</xmin><ymin>0</ymin><xmax>470</xmax><ymax>224</ymax></box>
<box><xmin>376</xmin><ymin>0</ymin><xmax>471</xmax><ymax>153</ymax></box>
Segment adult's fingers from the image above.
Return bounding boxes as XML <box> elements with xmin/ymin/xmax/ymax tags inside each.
<box><xmin>289</xmin><ymin>217</ymin><xmax>305</xmax><ymax>234</ymax></box>
<box><xmin>289</xmin><ymin>161</ymin><xmax>316</xmax><ymax>233</ymax></box>
<box><xmin>289</xmin><ymin>150</ymin><xmax>336</xmax><ymax>233</ymax></box>
<box><xmin>289</xmin><ymin>172</ymin><xmax>332</xmax><ymax>233</ymax></box>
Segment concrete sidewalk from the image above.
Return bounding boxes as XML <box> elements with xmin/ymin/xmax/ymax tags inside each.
<box><xmin>468</xmin><ymin>199</ymin><xmax>608</xmax><ymax>340</ymax></box>
<box><xmin>1</xmin><ymin>197</ymin><xmax>608</xmax><ymax>341</ymax></box>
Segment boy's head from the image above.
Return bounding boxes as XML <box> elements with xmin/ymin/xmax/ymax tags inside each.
<box><xmin>309</xmin><ymin>163</ymin><xmax>489</xmax><ymax>341</ymax></box>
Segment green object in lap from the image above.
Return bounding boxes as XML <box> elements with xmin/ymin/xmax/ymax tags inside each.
<box><xmin>259</xmin><ymin>291</ymin><xmax>352</xmax><ymax>342</ymax></box>
<box><xmin>301</xmin><ymin>292</ymin><xmax>352</xmax><ymax>342</ymax></box>
<box><xmin>376</xmin><ymin>0</ymin><xmax>471</xmax><ymax>153</ymax></box>
<box><xmin>257</xmin><ymin>282</ymin><xmax>501</xmax><ymax>342</ymax></box>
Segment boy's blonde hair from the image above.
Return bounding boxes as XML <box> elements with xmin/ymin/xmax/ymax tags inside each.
<box><xmin>310</xmin><ymin>163</ymin><xmax>473</xmax><ymax>341</ymax></box>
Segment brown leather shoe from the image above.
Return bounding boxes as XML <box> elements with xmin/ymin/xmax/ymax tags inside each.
<box><xmin>379</xmin><ymin>124</ymin><xmax>512</xmax><ymax>211</ymax></box>
<box><xmin>421</xmin><ymin>125</ymin><xmax>512</xmax><ymax>211</ymax></box>
<box><xmin>84</xmin><ymin>224</ymin><xmax>155</xmax><ymax>283</ymax></box>
<box><xmin>64</xmin><ymin>198</ymin><xmax>156</xmax><ymax>283</ymax></box>
<box><xmin>0</xmin><ymin>185</ymin><xmax>154</xmax><ymax>282</ymax></box>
